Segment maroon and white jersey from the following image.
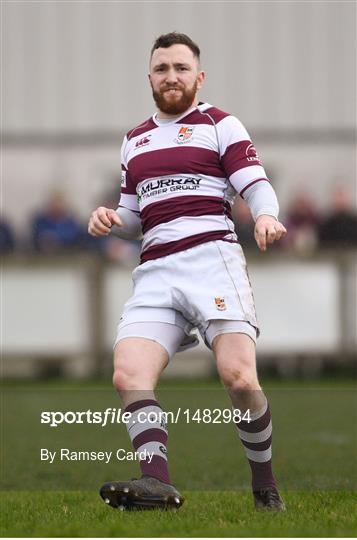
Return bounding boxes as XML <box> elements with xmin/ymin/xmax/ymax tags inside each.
<box><xmin>120</xmin><ymin>102</ymin><xmax>269</xmax><ymax>263</ymax></box>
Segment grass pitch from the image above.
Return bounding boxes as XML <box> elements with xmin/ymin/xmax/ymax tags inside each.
<box><xmin>1</xmin><ymin>377</ymin><xmax>356</xmax><ymax>537</ymax></box>
<box><xmin>1</xmin><ymin>490</ymin><xmax>356</xmax><ymax>537</ymax></box>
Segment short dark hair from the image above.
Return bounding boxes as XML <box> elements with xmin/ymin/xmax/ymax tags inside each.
<box><xmin>151</xmin><ymin>32</ymin><xmax>200</xmax><ymax>60</ymax></box>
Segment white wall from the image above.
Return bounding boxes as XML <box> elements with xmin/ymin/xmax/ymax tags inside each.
<box><xmin>3</xmin><ymin>258</ymin><xmax>354</xmax><ymax>359</ymax></box>
<box><xmin>3</xmin><ymin>1</ymin><xmax>356</xmax><ymax>132</ymax></box>
<box><xmin>3</xmin><ymin>266</ymin><xmax>91</xmax><ymax>355</ymax></box>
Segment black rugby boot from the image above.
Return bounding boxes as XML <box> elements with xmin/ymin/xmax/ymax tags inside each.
<box><xmin>100</xmin><ymin>475</ymin><xmax>184</xmax><ymax>511</ymax></box>
<box><xmin>253</xmin><ymin>487</ymin><xmax>286</xmax><ymax>511</ymax></box>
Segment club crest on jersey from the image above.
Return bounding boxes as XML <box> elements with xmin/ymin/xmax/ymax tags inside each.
<box><xmin>174</xmin><ymin>126</ymin><xmax>194</xmax><ymax>144</ymax></box>
<box><xmin>215</xmin><ymin>297</ymin><xmax>227</xmax><ymax>311</ymax></box>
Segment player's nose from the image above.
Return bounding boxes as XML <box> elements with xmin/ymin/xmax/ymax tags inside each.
<box><xmin>165</xmin><ymin>67</ymin><xmax>179</xmax><ymax>83</ymax></box>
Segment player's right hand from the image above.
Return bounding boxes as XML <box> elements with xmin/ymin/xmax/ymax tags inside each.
<box><xmin>88</xmin><ymin>206</ymin><xmax>123</xmax><ymax>236</ymax></box>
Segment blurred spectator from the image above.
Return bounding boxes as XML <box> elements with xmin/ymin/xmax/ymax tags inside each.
<box><xmin>32</xmin><ymin>191</ymin><xmax>85</xmax><ymax>253</ymax></box>
<box><xmin>0</xmin><ymin>217</ymin><xmax>15</xmax><ymax>254</ymax></box>
<box><xmin>284</xmin><ymin>192</ymin><xmax>320</xmax><ymax>251</ymax></box>
<box><xmin>318</xmin><ymin>186</ymin><xmax>357</xmax><ymax>249</ymax></box>
<box><xmin>232</xmin><ymin>197</ymin><xmax>256</xmax><ymax>249</ymax></box>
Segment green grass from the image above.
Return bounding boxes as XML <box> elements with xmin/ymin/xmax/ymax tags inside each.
<box><xmin>1</xmin><ymin>490</ymin><xmax>356</xmax><ymax>537</ymax></box>
<box><xmin>1</xmin><ymin>378</ymin><xmax>356</xmax><ymax>536</ymax></box>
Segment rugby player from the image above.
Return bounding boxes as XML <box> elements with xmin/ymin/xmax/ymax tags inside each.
<box><xmin>88</xmin><ymin>32</ymin><xmax>287</xmax><ymax>512</ymax></box>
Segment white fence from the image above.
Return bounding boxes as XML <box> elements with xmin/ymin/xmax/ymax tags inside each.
<box><xmin>2</xmin><ymin>252</ymin><xmax>356</xmax><ymax>377</ymax></box>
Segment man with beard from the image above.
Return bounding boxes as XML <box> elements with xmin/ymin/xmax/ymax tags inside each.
<box><xmin>88</xmin><ymin>32</ymin><xmax>287</xmax><ymax>512</ymax></box>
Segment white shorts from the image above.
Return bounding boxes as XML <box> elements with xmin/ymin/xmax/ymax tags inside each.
<box><xmin>114</xmin><ymin>240</ymin><xmax>259</xmax><ymax>358</ymax></box>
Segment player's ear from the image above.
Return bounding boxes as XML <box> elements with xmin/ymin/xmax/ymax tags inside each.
<box><xmin>196</xmin><ymin>70</ymin><xmax>205</xmax><ymax>90</ymax></box>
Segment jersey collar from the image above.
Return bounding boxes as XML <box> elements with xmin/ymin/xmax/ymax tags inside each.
<box><xmin>152</xmin><ymin>102</ymin><xmax>211</xmax><ymax>126</ymax></box>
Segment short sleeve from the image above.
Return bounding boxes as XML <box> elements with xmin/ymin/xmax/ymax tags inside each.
<box><xmin>218</xmin><ymin>116</ymin><xmax>269</xmax><ymax>195</ymax></box>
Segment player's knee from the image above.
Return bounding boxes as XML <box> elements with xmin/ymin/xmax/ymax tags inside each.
<box><xmin>112</xmin><ymin>366</ymin><xmax>125</xmax><ymax>392</ymax></box>
<box><xmin>112</xmin><ymin>364</ymin><xmax>137</xmax><ymax>392</ymax></box>
<box><xmin>218</xmin><ymin>366</ymin><xmax>259</xmax><ymax>393</ymax></box>
<box><xmin>229</xmin><ymin>376</ymin><xmax>259</xmax><ymax>394</ymax></box>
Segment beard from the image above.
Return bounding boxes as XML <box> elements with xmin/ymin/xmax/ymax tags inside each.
<box><xmin>151</xmin><ymin>79</ymin><xmax>198</xmax><ymax>115</ymax></box>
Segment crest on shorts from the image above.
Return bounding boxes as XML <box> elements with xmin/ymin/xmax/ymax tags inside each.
<box><xmin>174</xmin><ymin>126</ymin><xmax>194</xmax><ymax>144</ymax></box>
<box><xmin>215</xmin><ymin>297</ymin><xmax>227</xmax><ymax>311</ymax></box>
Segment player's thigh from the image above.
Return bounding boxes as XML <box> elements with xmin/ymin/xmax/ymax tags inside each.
<box><xmin>114</xmin><ymin>337</ymin><xmax>168</xmax><ymax>386</ymax></box>
<box><xmin>113</xmin><ymin>337</ymin><xmax>169</xmax><ymax>407</ymax></box>
<box><xmin>212</xmin><ymin>331</ymin><xmax>260</xmax><ymax>388</ymax></box>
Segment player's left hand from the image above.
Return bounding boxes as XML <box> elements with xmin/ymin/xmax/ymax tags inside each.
<box><xmin>254</xmin><ymin>215</ymin><xmax>287</xmax><ymax>251</ymax></box>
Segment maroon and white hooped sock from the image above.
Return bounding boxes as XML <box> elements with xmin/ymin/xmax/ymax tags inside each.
<box><xmin>125</xmin><ymin>399</ymin><xmax>170</xmax><ymax>484</ymax></box>
<box><xmin>236</xmin><ymin>399</ymin><xmax>276</xmax><ymax>490</ymax></box>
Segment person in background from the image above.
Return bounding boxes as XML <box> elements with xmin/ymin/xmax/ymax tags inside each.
<box><xmin>0</xmin><ymin>217</ymin><xmax>15</xmax><ymax>254</ymax></box>
<box><xmin>32</xmin><ymin>191</ymin><xmax>84</xmax><ymax>253</ymax></box>
<box><xmin>284</xmin><ymin>192</ymin><xmax>320</xmax><ymax>252</ymax></box>
<box><xmin>318</xmin><ymin>185</ymin><xmax>357</xmax><ymax>249</ymax></box>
